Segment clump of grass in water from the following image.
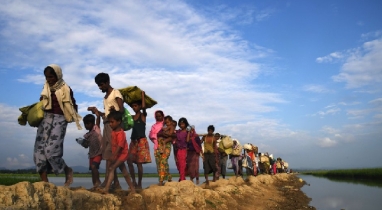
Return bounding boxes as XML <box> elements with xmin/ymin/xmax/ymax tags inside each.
<box><xmin>0</xmin><ymin>174</ymin><xmax>40</xmax><ymax>186</ymax></box>
<box><xmin>303</xmin><ymin>168</ymin><xmax>382</xmax><ymax>180</ymax></box>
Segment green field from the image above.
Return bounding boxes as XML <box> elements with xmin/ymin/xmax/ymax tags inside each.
<box><xmin>302</xmin><ymin>168</ymin><xmax>382</xmax><ymax>180</ymax></box>
<box><xmin>0</xmin><ymin>174</ymin><xmax>40</xmax><ymax>186</ymax></box>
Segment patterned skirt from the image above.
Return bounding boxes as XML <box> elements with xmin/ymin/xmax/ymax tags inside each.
<box><xmin>34</xmin><ymin>113</ymin><xmax>68</xmax><ymax>175</ymax></box>
<box><xmin>128</xmin><ymin>137</ymin><xmax>152</xmax><ymax>164</ymax></box>
<box><xmin>154</xmin><ymin>139</ymin><xmax>172</xmax><ymax>182</ymax></box>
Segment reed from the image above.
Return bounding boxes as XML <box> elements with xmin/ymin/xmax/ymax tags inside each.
<box><xmin>303</xmin><ymin>168</ymin><xmax>382</xmax><ymax>180</ymax></box>
<box><xmin>0</xmin><ymin>174</ymin><xmax>40</xmax><ymax>186</ymax></box>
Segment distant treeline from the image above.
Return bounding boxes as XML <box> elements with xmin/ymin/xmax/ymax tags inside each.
<box><xmin>302</xmin><ymin>168</ymin><xmax>382</xmax><ymax>180</ymax></box>
<box><xmin>0</xmin><ymin>169</ymin><xmax>37</xmax><ymax>174</ymax></box>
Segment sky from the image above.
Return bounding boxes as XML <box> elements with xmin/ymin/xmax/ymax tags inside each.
<box><xmin>0</xmin><ymin>0</ymin><xmax>381</xmax><ymax>171</ymax></box>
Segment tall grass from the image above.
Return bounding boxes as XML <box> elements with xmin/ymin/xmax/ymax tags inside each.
<box><xmin>0</xmin><ymin>174</ymin><xmax>40</xmax><ymax>186</ymax></box>
<box><xmin>303</xmin><ymin>168</ymin><xmax>382</xmax><ymax>180</ymax></box>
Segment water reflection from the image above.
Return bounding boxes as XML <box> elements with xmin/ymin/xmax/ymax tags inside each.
<box><xmin>299</xmin><ymin>174</ymin><xmax>382</xmax><ymax>210</ymax></box>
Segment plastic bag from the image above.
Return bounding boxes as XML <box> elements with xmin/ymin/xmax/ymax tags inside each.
<box><xmin>122</xmin><ymin>108</ymin><xmax>134</xmax><ymax>131</ymax></box>
<box><xmin>227</xmin><ymin>160</ymin><xmax>233</xmax><ymax>169</ymax></box>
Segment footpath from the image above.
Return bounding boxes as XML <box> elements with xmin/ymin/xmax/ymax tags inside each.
<box><xmin>0</xmin><ymin>173</ymin><xmax>315</xmax><ymax>210</ymax></box>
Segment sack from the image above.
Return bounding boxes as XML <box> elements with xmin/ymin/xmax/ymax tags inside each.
<box><xmin>243</xmin><ymin>143</ymin><xmax>252</xmax><ymax>150</ymax></box>
<box><xmin>283</xmin><ymin>162</ymin><xmax>289</xmax><ymax>168</ymax></box>
<box><xmin>224</xmin><ymin>147</ymin><xmax>233</xmax><ymax>155</ymax></box>
<box><xmin>260</xmin><ymin>155</ymin><xmax>269</xmax><ymax>163</ymax></box>
<box><xmin>27</xmin><ymin>101</ymin><xmax>44</xmax><ymax>127</ymax></box>
<box><xmin>218</xmin><ymin>141</ymin><xmax>225</xmax><ymax>153</ymax></box>
<box><xmin>231</xmin><ymin>145</ymin><xmax>242</xmax><ymax>156</ymax></box>
<box><xmin>119</xmin><ymin>86</ymin><xmax>157</xmax><ymax>108</ymax></box>
<box><xmin>222</xmin><ymin>135</ymin><xmax>233</xmax><ymax>149</ymax></box>
<box><xmin>227</xmin><ymin>160</ymin><xmax>233</xmax><ymax>169</ymax></box>
<box><xmin>122</xmin><ymin>108</ymin><xmax>134</xmax><ymax>131</ymax></box>
<box><xmin>252</xmin><ymin>145</ymin><xmax>258</xmax><ymax>154</ymax></box>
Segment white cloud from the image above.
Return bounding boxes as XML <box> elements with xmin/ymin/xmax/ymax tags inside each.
<box><xmin>331</xmin><ymin>38</ymin><xmax>382</xmax><ymax>89</ymax></box>
<box><xmin>4</xmin><ymin>154</ymin><xmax>34</xmax><ymax>169</ymax></box>
<box><xmin>316</xmin><ymin>52</ymin><xmax>343</xmax><ymax>63</ymax></box>
<box><xmin>317</xmin><ymin>137</ymin><xmax>337</xmax><ymax>148</ymax></box>
<box><xmin>303</xmin><ymin>84</ymin><xmax>332</xmax><ymax>93</ymax></box>
<box><xmin>313</xmin><ymin>107</ymin><xmax>341</xmax><ymax>117</ymax></box>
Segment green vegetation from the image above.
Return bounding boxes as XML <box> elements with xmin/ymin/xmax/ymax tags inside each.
<box><xmin>0</xmin><ymin>174</ymin><xmax>40</xmax><ymax>186</ymax></box>
<box><xmin>302</xmin><ymin>168</ymin><xmax>382</xmax><ymax>180</ymax></box>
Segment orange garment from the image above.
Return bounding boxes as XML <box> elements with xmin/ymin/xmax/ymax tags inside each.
<box><xmin>111</xmin><ymin>130</ymin><xmax>128</xmax><ymax>161</ymax></box>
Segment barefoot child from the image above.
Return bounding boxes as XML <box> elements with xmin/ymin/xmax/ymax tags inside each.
<box><xmin>81</xmin><ymin>113</ymin><xmax>103</xmax><ymax>188</ymax></box>
<box><xmin>101</xmin><ymin>111</ymin><xmax>135</xmax><ymax>194</ymax></box>
<box><xmin>127</xmin><ymin>91</ymin><xmax>152</xmax><ymax>189</ymax></box>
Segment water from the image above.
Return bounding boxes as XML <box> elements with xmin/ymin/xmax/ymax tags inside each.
<box><xmin>48</xmin><ymin>176</ymin><xmax>209</xmax><ymax>190</ymax></box>
<box><xmin>299</xmin><ymin>174</ymin><xmax>382</xmax><ymax>210</ymax></box>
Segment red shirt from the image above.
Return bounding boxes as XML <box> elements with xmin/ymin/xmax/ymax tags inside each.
<box><xmin>111</xmin><ymin>130</ymin><xmax>128</xmax><ymax>161</ymax></box>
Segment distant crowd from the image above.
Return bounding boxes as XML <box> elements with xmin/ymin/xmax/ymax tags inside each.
<box><xmin>29</xmin><ymin>64</ymin><xmax>290</xmax><ymax>194</ymax></box>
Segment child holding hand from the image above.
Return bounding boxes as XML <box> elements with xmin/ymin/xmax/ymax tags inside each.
<box><xmin>101</xmin><ymin>110</ymin><xmax>135</xmax><ymax>194</ymax></box>
<box><xmin>81</xmin><ymin>113</ymin><xmax>103</xmax><ymax>188</ymax></box>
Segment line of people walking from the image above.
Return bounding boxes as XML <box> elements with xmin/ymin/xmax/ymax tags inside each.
<box><xmin>29</xmin><ymin>64</ymin><xmax>289</xmax><ymax>195</ymax></box>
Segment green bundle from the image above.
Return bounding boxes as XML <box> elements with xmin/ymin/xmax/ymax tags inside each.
<box><xmin>118</xmin><ymin>86</ymin><xmax>157</xmax><ymax>108</ymax></box>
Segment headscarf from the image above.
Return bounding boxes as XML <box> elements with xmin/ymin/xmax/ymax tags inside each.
<box><xmin>149</xmin><ymin>110</ymin><xmax>164</xmax><ymax>150</ymax></box>
<box><xmin>41</xmin><ymin>64</ymin><xmax>66</xmax><ymax>110</ymax></box>
<box><xmin>40</xmin><ymin>64</ymin><xmax>82</xmax><ymax>130</ymax></box>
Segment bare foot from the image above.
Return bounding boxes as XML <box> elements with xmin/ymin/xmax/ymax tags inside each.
<box><xmin>64</xmin><ymin>167</ymin><xmax>73</xmax><ymax>187</ymax></box>
<box><xmin>196</xmin><ymin>180</ymin><xmax>200</xmax><ymax>185</ymax></box>
<box><xmin>93</xmin><ymin>181</ymin><xmax>101</xmax><ymax>188</ymax></box>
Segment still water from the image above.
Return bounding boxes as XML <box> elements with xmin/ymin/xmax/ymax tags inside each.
<box><xmin>49</xmin><ymin>176</ymin><xmax>208</xmax><ymax>189</ymax></box>
<box><xmin>299</xmin><ymin>175</ymin><xmax>382</xmax><ymax>210</ymax></box>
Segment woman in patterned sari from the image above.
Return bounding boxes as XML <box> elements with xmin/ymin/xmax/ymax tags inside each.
<box><xmin>34</xmin><ymin>64</ymin><xmax>82</xmax><ymax>186</ymax></box>
<box><xmin>155</xmin><ymin>115</ymin><xmax>174</xmax><ymax>185</ymax></box>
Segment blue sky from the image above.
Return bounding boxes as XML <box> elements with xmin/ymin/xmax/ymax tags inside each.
<box><xmin>0</xmin><ymin>0</ymin><xmax>381</xmax><ymax>170</ymax></box>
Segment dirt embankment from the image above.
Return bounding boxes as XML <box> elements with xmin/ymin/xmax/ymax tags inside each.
<box><xmin>0</xmin><ymin>174</ymin><xmax>315</xmax><ymax>210</ymax></box>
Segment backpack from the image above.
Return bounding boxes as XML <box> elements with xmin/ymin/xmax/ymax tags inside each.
<box><xmin>122</xmin><ymin>108</ymin><xmax>134</xmax><ymax>131</ymax></box>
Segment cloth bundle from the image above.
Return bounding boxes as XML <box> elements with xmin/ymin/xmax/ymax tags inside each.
<box><xmin>118</xmin><ymin>86</ymin><xmax>157</xmax><ymax>108</ymax></box>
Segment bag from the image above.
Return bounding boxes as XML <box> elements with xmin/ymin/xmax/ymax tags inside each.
<box><xmin>283</xmin><ymin>162</ymin><xmax>289</xmax><ymax>168</ymax></box>
<box><xmin>222</xmin><ymin>135</ymin><xmax>233</xmax><ymax>149</ymax></box>
<box><xmin>242</xmin><ymin>155</ymin><xmax>248</xmax><ymax>168</ymax></box>
<box><xmin>224</xmin><ymin>147</ymin><xmax>233</xmax><ymax>155</ymax></box>
<box><xmin>231</xmin><ymin>145</ymin><xmax>242</xmax><ymax>156</ymax></box>
<box><xmin>122</xmin><ymin>108</ymin><xmax>134</xmax><ymax>131</ymax></box>
<box><xmin>243</xmin><ymin>143</ymin><xmax>252</xmax><ymax>150</ymax></box>
<box><xmin>252</xmin><ymin>145</ymin><xmax>258</xmax><ymax>154</ymax></box>
<box><xmin>260</xmin><ymin>155</ymin><xmax>269</xmax><ymax>163</ymax></box>
<box><xmin>119</xmin><ymin>86</ymin><xmax>157</xmax><ymax>108</ymax></box>
<box><xmin>218</xmin><ymin>141</ymin><xmax>225</xmax><ymax>153</ymax></box>
<box><xmin>227</xmin><ymin>160</ymin><xmax>233</xmax><ymax>169</ymax></box>
<box><xmin>27</xmin><ymin>101</ymin><xmax>44</xmax><ymax>127</ymax></box>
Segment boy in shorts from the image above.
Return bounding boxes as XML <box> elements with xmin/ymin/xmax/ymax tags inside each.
<box><xmin>81</xmin><ymin>113</ymin><xmax>103</xmax><ymax>188</ymax></box>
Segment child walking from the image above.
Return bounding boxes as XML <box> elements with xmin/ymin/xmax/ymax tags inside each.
<box><xmin>127</xmin><ymin>91</ymin><xmax>152</xmax><ymax>189</ymax></box>
<box><xmin>81</xmin><ymin>113</ymin><xmax>103</xmax><ymax>188</ymax></box>
<box><xmin>101</xmin><ymin>111</ymin><xmax>135</xmax><ymax>194</ymax></box>
<box><xmin>175</xmin><ymin>117</ymin><xmax>190</xmax><ymax>181</ymax></box>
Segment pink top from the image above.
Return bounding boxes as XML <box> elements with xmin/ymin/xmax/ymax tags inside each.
<box><xmin>149</xmin><ymin>110</ymin><xmax>164</xmax><ymax>150</ymax></box>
